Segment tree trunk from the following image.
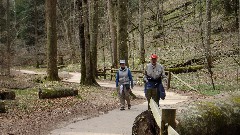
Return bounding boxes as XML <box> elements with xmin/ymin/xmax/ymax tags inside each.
<box><xmin>234</xmin><ymin>0</ymin><xmax>239</xmax><ymax>29</ymax></box>
<box><xmin>46</xmin><ymin>0</ymin><xmax>60</xmax><ymax>81</ymax></box>
<box><xmin>78</xmin><ymin>0</ymin><xmax>86</xmax><ymax>84</ymax></box>
<box><xmin>83</xmin><ymin>0</ymin><xmax>98</xmax><ymax>85</ymax></box>
<box><xmin>117</xmin><ymin>0</ymin><xmax>128</xmax><ymax>66</ymax></box>
<box><xmin>90</xmin><ymin>0</ymin><xmax>99</xmax><ymax>78</ymax></box>
<box><xmin>34</xmin><ymin>0</ymin><xmax>39</xmax><ymax>68</ymax></box>
<box><xmin>83</xmin><ymin>0</ymin><xmax>90</xmax><ymax>85</ymax></box>
<box><xmin>5</xmin><ymin>0</ymin><xmax>10</xmax><ymax>76</ymax></box>
<box><xmin>199</xmin><ymin>0</ymin><xmax>204</xmax><ymax>47</ymax></box>
<box><xmin>139</xmin><ymin>0</ymin><xmax>145</xmax><ymax>70</ymax></box>
<box><xmin>205</xmin><ymin>0</ymin><xmax>215</xmax><ymax>90</ymax></box>
<box><xmin>108</xmin><ymin>0</ymin><xmax>118</xmax><ymax>68</ymax></box>
<box><xmin>68</xmin><ymin>1</ymin><xmax>76</xmax><ymax>64</ymax></box>
<box><xmin>238</xmin><ymin>0</ymin><xmax>240</xmax><ymax>62</ymax></box>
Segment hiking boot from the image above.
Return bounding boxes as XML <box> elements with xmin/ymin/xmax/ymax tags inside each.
<box><xmin>120</xmin><ymin>106</ymin><xmax>125</xmax><ymax>111</ymax></box>
<box><xmin>128</xmin><ymin>104</ymin><xmax>131</xmax><ymax>109</ymax></box>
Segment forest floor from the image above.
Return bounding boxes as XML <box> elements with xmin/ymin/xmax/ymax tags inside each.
<box><xmin>0</xmin><ymin>68</ymin><xmax>235</xmax><ymax>135</ymax></box>
<box><xmin>0</xmin><ymin>69</ymin><xmax>146</xmax><ymax>135</ymax></box>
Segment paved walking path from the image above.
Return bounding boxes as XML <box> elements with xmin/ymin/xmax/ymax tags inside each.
<box><xmin>18</xmin><ymin>69</ymin><xmax>188</xmax><ymax>135</ymax></box>
<box><xmin>50</xmin><ymin>71</ymin><xmax>188</xmax><ymax>135</ymax></box>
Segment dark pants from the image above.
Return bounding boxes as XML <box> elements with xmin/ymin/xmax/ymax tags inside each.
<box><xmin>145</xmin><ymin>88</ymin><xmax>159</xmax><ymax>110</ymax></box>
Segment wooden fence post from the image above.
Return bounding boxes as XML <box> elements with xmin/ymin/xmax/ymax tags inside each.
<box><xmin>104</xmin><ymin>67</ymin><xmax>106</xmax><ymax>79</ymax></box>
<box><xmin>161</xmin><ymin>109</ymin><xmax>177</xmax><ymax>135</ymax></box>
<box><xmin>110</xmin><ymin>67</ymin><xmax>113</xmax><ymax>81</ymax></box>
<box><xmin>167</xmin><ymin>71</ymin><xmax>171</xmax><ymax>89</ymax></box>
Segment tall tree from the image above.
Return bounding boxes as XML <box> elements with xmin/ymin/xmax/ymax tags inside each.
<box><xmin>82</xmin><ymin>0</ymin><xmax>98</xmax><ymax>85</ymax></box>
<box><xmin>108</xmin><ymin>0</ymin><xmax>118</xmax><ymax>68</ymax></box>
<box><xmin>238</xmin><ymin>0</ymin><xmax>240</xmax><ymax>63</ymax></box>
<box><xmin>83</xmin><ymin>0</ymin><xmax>91</xmax><ymax>84</ymax></box>
<box><xmin>34</xmin><ymin>0</ymin><xmax>39</xmax><ymax>68</ymax></box>
<box><xmin>5</xmin><ymin>0</ymin><xmax>11</xmax><ymax>76</ymax></box>
<box><xmin>139</xmin><ymin>0</ymin><xmax>145</xmax><ymax>70</ymax></box>
<box><xmin>78</xmin><ymin>0</ymin><xmax>86</xmax><ymax>84</ymax></box>
<box><xmin>89</xmin><ymin>0</ymin><xmax>99</xmax><ymax>77</ymax></box>
<box><xmin>205</xmin><ymin>0</ymin><xmax>215</xmax><ymax>90</ymax></box>
<box><xmin>46</xmin><ymin>0</ymin><xmax>60</xmax><ymax>81</ymax></box>
<box><xmin>117</xmin><ymin>0</ymin><xmax>128</xmax><ymax>65</ymax></box>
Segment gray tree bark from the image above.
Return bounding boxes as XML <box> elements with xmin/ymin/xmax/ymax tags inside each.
<box><xmin>46</xmin><ymin>0</ymin><xmax>60</xmax><ymax>81</ymax></box>
<box><xmin>90</xmin><ymin>0</ymin><xmax>99</xmax><ymax>78</ymax></box>
<box><xmin>83</xmin><ymin>0</ymin><xmax>98</xmax><ymax>85</ymax></box>
<box><xmin>34</xmin><ymin>0</ymin><xmax>39</xmax><ymax>68</ymax></box>
<box><xmin>117</xmin><ymin>0</ymin><xmax>128</xmax><ymax>66</ymax></box>
<box><xmin>205</xmin><ymin>0</ymin><xmax>215</xmax><ymax>90</ymax></box>
<box><xmin>139</xmin><ymin>0</ymin><xmax>145</xmax><ymax>70</ymax></box>
<box><xmin>108</xmin><ymin>0</ymin><xmax>118</xmax><ymax>68</ymax></box>
<box><xmin>5</xmin><ymin>0</ymin><xmax>10</xmax><ymax>76</ymax></box>
<box><xmin>78</xmin><ymin>0</ymin><xmax>86</xmax><ymax>84</ymax></box>
<box><xmin>83</xmin><ymin>0</ymin><xmax>91</xmax><ymax>84</ymax></box>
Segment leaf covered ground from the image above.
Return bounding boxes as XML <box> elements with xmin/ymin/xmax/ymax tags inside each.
<box><xmin>0</xmin><ymin>71</ymin><xmax>144</xmax><ymax>135</ymax></box>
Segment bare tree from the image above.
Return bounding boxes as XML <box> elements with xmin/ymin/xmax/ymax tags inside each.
<box><xmin>139</xmin><ymin>0</ymin><xmax>145</xmax><ymax>70</ymax></box>
<box><xmin>107</xmin><ymin>0</ymin><xmax>118</xmax><ymax>68</ymax></box>
<box><xmin>117</xmin><ymin>0</ymin><xmax>128</xmax><ymax>65</ymax></box>
<box><xmin>46</xmin><ymin>0</ymin><xmax>60</xmax><ymax>81</ymax></box>
<box><xmin>82</xmin><ymin>0</ymin><xmax>98</xmax><ymax>85</ymax></box>
<box><xmin>89</xmin><ymin>0</ymin><xmax>99</xmax><ymax>77</ymax></box>
<box><xmin>5</xmin><ymin>0</ymin><xmax>10</xmax><ymax>76</ymax></box>
<box><xmin>205</xmin><ymin>0</ymin><xmax>215</xmax><ymax>90</ymax></box>
<box><xmin>78</xmin><ymin>0</ymin><xmax>86</xmax><ymax>84</ymax></box>
<box><xmin>34</xmin><ymin>0</ymin><xmax>39</xmax><ymax>68</ymax></box>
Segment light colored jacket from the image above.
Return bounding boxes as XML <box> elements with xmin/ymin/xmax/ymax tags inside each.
<box><xmin>116</xmin><ymin>66</ymin><xmax>133</xmax><ymax>87</ymax></box>
<box><xmin>144</xmin><ymin>63</ymin><xmax>167</xmax><ymax>80</ymax></box>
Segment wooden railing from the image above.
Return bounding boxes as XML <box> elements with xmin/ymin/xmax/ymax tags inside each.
<box><xmin>97</xmin><ymin>67</ymin><xmax>197</xmax><ymax>91</ymax></box>
<box><xmin>97</xmin><ymin>67</ymin><xmax>144</xmax><ymax>80</ymax></box>
<box><xmin>150</xmin><ymin>98</ymin><xmax>179</xmax><ymax>135</ymax></box>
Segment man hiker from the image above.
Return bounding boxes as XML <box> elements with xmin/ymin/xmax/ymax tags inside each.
<box><xmin>116</xmin><ymin>60</ymin><xmax>134</xmax><ymax>110</ymax></box>
<box><xmin>144</xmin><ymin>54</ymin><xmax>167</xmax><ymax>109</ymax></box>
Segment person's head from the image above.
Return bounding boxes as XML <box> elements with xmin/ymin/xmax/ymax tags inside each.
<box><xmin>150</xmin><ymin>54</ymin><xmax>158</xmax><ymax>66</ymax></box>
<box><xmin>119</xmin><ymin>60</ymin><xmax>126</xmax><ymax>68</ymax></box>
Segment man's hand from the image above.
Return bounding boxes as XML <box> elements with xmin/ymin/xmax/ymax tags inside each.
<box><xmin>143</xmin><ymin>77</ymin><xmax>148</xmax><ymax>83</ymax></box>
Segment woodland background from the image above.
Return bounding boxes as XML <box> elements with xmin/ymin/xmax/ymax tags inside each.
<box><xmin>0</xmin><ymin>0</ymin><xmax>239</xmax><ymax>93</ymax></box>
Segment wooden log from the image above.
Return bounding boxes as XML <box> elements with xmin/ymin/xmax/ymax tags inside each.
<box><xmin>166</xmin><ymin>65</ymin><xmax>204</xmax><ymax>74</ymax></box>
<box><xmin>132</xmin><ymin>110</ymin><xmax>160</xmax><ymax>135</ymax></box>
<box><xmin>0</xmin><ymin>100</ymin><xmax>6</xmax><ymax>113</ymax></box>
<box><xmin>39</xmin><ymin>88</ymin><xmax>78</xmax><ymax>99</ymax></box>
<box><xmin>161</xmin><ymin>109</ymin><xmax>177</xmax><ymax>135</ymax></box>
<box><xmin>150</xmin><ymin>98</ymin><xmax>162</xmax><ymax>128</ymax></box>
<box><xmin>0</xmin><ymin>90</ymin><xmax>16</xmax><ymax>100</ymax></box>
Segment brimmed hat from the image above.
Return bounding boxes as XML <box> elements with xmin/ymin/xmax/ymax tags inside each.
<box><xmin>150</xmin><ymin>54</ymin><xmax>158</xmax><ymax>59</ymax></box>
<box><xmin>120</xmin><ymin>60</ymin><xmax>125</xmax><ymax>64</ymax></box>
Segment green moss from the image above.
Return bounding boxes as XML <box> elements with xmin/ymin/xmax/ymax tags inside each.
<box><xmin>39</xmin><ymin>88</ymin><xmax>78</xmax><ymax>99</ymax></box>
<box><xmin>177</xmin><ymin>92</ymin><xmax>240</xmax><ymax>135</ymax></box>
<box><xmin>232</xmin><ymin>96</ymin><xmax>240</xmax><ymax>104</ymax></box>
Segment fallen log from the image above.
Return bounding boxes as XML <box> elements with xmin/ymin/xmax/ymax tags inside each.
<box><xmin>39</xmin><ymin>88</ymin><xmax>78</xmax><ymax>99</ymax></box>
<box><xmin>132</xmin><ymin>110</ymin><xmax>160</xmax><ymax>135</ymax></box>
<box><xmin>166</xmin><ymin>65</ymin><xmax>204</xmax><ymax>74</ymax></box>
<box><xmin>171</xmin><ymin>50</ymin><xmax>239</xmax><ymax>68</ymax></box>
<box><xmin>0</xmin><ymin>90</ymin><xmax>16</xmax><ymax>100</ymax></box>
